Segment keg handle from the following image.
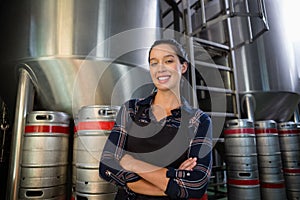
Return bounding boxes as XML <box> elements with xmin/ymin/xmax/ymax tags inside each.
<box><xmin>35</xmin><ymin>114</ymin><xmax>53</xmax><ymax>121</ymax></box>
<box><xmin>98</xmin><ymin>109</ymin><xmax>117</xmax><ymax>116</ymax></box>
<box><xmin>238</xmin><ymin>172</ymin><xmax>251</xmax><ymax>178</ymax></box>
<box><xmin>25</xmin><ymin>191</ymin><xmax>44</xmax><ymax>198</ymax></box>
<box><xmin>278</xmin><ymin>122</ymin><xmax>295</xmax><ymax>129</ymax></box>
<box><xmin>226</xmin><ymin>121</ymin><xmax>239</xmax><ymax>128</ymax></box>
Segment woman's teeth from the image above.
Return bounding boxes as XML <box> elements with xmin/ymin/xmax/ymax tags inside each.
<box><xmin>158</xmin><ymin>76</ymin><xmax>169</xmax><ymax>80</ymax></box>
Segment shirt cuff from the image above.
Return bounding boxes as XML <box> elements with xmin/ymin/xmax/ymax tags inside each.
<box><xmin>125</xmin><ymin>171</ymin><xmax>141</xmax><ymax>182</ymax></box>
<box><xmin>166</xmin><ymin>167</ymin><xmax>192</xmax><ymax>179</ymax></box>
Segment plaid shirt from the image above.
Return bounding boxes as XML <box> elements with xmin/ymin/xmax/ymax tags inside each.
<box><xmin>99</xmin><ymin>93</ymin><xmax>212</xmax><ymax>199</ymax></box>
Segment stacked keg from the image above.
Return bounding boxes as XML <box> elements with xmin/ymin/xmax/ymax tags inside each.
<box><xmin>19</xmin><ymin>111</ymin><xmax>70</xmax><ymax>200</ymax></box>
<box><xmin>73</xmin><ymin>105</ymin><xmax>119</xmax><ymax>200</ymax></box>
<box><xmin>254</xmin><ymin>120</ymin><xmax>287</xmax><ymax>200</ymax></box>
<box><xmin>277</xmin><ymin>122</ymin><xmax>300</xmax><ymax>200</ymax></box>
<box><xmin>224</xmin><ymin>119</ymin><xmax>261</xmax><ymax>200</ymax></box>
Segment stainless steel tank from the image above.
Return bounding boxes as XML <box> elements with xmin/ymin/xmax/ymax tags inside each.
<box><xmin>192</xmin><ymin>0</ymin><xmax>300</xmax><ymax>122</ymax></box>
<box><xmin>0</xmin><ymin>0</ymin><xmax>161</xmax><ymax>118</ymax></box>
<box><xmin>233</xmin><ymin>0</ymin><xmax>300</xmax><ymax>122</ymax></box>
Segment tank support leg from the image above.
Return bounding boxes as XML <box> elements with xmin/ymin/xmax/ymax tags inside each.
<box><xmin>294</xmin><ymin>106</ymin><xmax>300</xmax><ymax>123</ymax></box>
<box><xmin>244</xmin><ymin>94</ymin><xmax>255</xmax><ymax>122</ymax></box>
<box><xmin>6</xmin><ymin>68</ymin><xmax>34</xmax><ymax>200</ymax></box>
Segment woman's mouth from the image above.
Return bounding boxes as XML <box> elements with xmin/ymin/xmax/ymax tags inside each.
<box><xmin>157</xmin><ymin>75</ymin><xmax>171</xmax><ymax>83</ymax></box>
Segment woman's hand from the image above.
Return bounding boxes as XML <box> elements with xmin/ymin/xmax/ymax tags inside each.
<box><xmin>179</xmin><ymin>157</ymin><xmax>197</xmax><ymax>170</ymax></box>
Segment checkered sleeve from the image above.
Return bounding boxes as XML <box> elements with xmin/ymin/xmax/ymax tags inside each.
<box><xmin>99</xmin><ymin>101</ymin><xmax>140</xmax><ymax>186</ymax></box>
<box><xmin>165</xmin><ymin>111</ymin><xmax>212</xmax><ymax>199</ymax></box>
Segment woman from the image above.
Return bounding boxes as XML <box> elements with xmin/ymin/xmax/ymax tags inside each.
<box><xmin>99</xmin><ymin>39</ymin><xmax>212</xmax><ymax>200</ymax></box>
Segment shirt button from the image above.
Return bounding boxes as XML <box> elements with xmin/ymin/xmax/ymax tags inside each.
<box><xmin>187</xmin><ymin>172</ymin><xmax>190</xmax><ymax>176</ymax></box>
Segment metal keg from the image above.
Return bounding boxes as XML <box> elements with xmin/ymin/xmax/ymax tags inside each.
<box><xmin>74</xmin><ymin>105</ymin><xmax>119</xmax><ymax>196</ymax></box>
<box><xmin>224</xmin><ymin>119</ymin><xmax>257</xmax><ymax>156</ymax></box>
<box><xmin>277</xmin><ymin>122</ymin><xmax>300</xmax><ymax>151</ymax></box>
<box><xmin>278</xmin><ymin>122</ymin><xmax>300</xmax><ymax>200</ymax></box>
<box><xmin>255</xmin><ymin>120</ymin><xmax>286</xmax><ymax>200</ymax></box>
<box><xmin>20</xmin><ymin>111</ymin><xmax>70</xmax><ymax>191</ymax></box>
<box><xmin>224</xmin><ymin>119</ymin><xmax>261</xmax><ymax>200</ymax></box>
<box><xmin>255</xmin><ymin>120</ymin><xmax>281</xmax><ymax>155</ymax></box>
<box><xmin>22</xmin><ymin>111</ymin><xmax>70</xmax><ymax>167</ymax></box>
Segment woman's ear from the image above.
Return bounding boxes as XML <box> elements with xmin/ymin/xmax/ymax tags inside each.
<box><xmin>181</xmin><ymin>62</ymin><xmax>188</xmax><ymax>74</ymax></box>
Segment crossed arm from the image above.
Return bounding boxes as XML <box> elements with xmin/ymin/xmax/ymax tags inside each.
<box><xmin>120</xmin><ymin>154</ymin><xmax>198</xmax><ymax>196</ymax></box>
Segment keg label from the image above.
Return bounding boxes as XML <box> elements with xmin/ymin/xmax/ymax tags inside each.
<box><xmin>255</xmin><ymin>128</ymin><xmax>278</xmax><ymax>134</ymax></box>
<box><xmin>278</xmin><ymin>129</ymin><xmax>300</xmax><ymax>134</ymax></box>
<box><xmin>227</xmin><ymin>179</ymin><xmax>260</xmax><ymax>185</ymax></box>
<box><xmin>25</xmin><ymin>125</ymin><xmax>69</xmax><ymax>134</ymax></box>
<box><xmin>261</xmin><ymin>182</ymin><xmax>285</xmax><ymax>188</ymax></box>
<box><xmin>224</xmin><ymin>128</ymin><xmax>255</xmax><ymax>135</ymax></box>
<box><xmin>75</xmin><ymin>121</ymin><xmax>115</xmax><ymax>131</ymax></box>
<box><xmin>283</xmin><ymin>168</ymin><xmax>300</xmax><ymax>173</ymax></box>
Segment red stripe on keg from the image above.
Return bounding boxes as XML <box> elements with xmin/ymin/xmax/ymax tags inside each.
<box><xmin>224</xmin><ymin>128</ymin><xmax>255</xmax><ymax>135</ymax></box>
<box><xmin>255</xmin><ymin>128</ymin><xmax>278</xmax><ymax>134</ymax></box>
<box><xmin>227</xmin><ymin>179</ymin><xmax>260</xmax><ymax>185</ymax></box>
<box><xmin>25</xmin><ymin>125</ymin><xmax>69</xmax><ymax>134</ymax></box>
<box><xmin>261</xmin><ymin>182</ymin><xmax>285</xmax><ymax>188</ymax></box>
<box><xmin>283</xmin><ymin>168</ymin><xmax>300</xmax><ymax>173</ymax></box>
<box><xmin>278</xmin><ymin>130</ymin><xmax>299</xmax><ymax>134</ymax></box>
<box><xmin>76</xmin><ymin>121</ymin><xmax>115</xmax><ymax>131</ymax></box>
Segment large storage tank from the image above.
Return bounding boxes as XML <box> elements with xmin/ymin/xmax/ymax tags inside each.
<box><xmin>0</xmin><ymin>0</ymin><xmax>162</xmax><ymax>118</ymax></box>
<box><xmin>193</xmin><ymin>0</ymin><xmax>300</xmax><ymax>122</ymax></box>
<box><xmin>233</xmin><ymin>0</ymin><xmax>300</xmax><ymax>121</ymax></box>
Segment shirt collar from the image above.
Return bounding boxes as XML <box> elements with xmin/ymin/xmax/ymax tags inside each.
<box><xmin>137</xmin><ymin>92</ymin><xmax>196</xmax><ymax>116</ymax></box>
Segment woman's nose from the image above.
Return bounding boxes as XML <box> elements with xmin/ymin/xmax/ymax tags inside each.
<box><xmin>156</xmin><ymin>63</ymin><xmax>166</xmax><ymax>72</ymax></box>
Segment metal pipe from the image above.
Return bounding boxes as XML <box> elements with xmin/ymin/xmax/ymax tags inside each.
<box><xmin>244</xmin><ymin>0</ymin><xmax>253</xmax><ymax>43</ymax></box>
<box><xmin>228</xmin><ymin>0</ymin><xmax>235</xmax><ymax>17</ymax></box>
<box><xmin>260</xmin><ymin>0</ymin><xmax>269</xmax><ymax>30</ymax></box>
<box><xmin>165</xmin><ymin>0</ymin><xmax>182</xmax><ymax>35</ymax></box>
<box><xmin>243</xmin><ymin>94</ymin><xmax>255</xmax><ymax>122</ymax></box>
<box><xmin>294</xmin><ymin>106</ymin><xmax>300</xmax><ymax>123</ymax></box>
<box><xmin>200</xmin><ymin>0</ymin><xmax>206</xmax><ymax>28</ymax></box>
<box><xmin>6</xmin><ymin>68</ymin><xmax>34</xmax><ymax>200</ymax></box>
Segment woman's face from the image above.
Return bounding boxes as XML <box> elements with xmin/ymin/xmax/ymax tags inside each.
<box><xmin>149</xmin><ymin>44</ymin><xmax>187</xmax><ymax>92</ymax></box>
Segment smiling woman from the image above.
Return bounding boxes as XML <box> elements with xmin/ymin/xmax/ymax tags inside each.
<box><xmin>99</xmin><ymin>39</ymin><xmax>212</xmax><ymax>200</ymax></box>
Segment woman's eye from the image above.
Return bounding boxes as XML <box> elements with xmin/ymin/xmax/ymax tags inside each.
<box><xmin>166</xmin><ymin>60</ymin><xmax>174</xmax><ymax>64</ymax></box>
<box><xmin>150</xmin><ymin>62</ymin><xmax>157</xmax><ymax>67</ymax></box>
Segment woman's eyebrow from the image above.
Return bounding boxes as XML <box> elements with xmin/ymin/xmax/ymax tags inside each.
<box><xmin>164</xmin><ymin>54</ymin><xmax>175</xmax><ymax>58</ymax></box>
<box><xmin>149</xmin><ymin>54</ymin><xmax>175</xmax><ymax>61</ymax></box>
<box><xmin>149</xmin><ymin>58</ymin><xmax>157</xmax><ymax>62</ymax></box>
